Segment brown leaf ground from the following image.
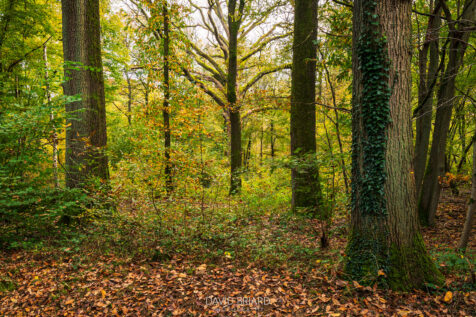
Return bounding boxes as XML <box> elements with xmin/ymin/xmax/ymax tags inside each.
<box><xmin>0</xmin><ymin>189</ymin><xmax>474</xmax><ymax>316</ymax></box>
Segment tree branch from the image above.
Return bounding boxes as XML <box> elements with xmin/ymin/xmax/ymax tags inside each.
<box><xmin>182</xmin><ymin>67</ymin><xmax>226</xmax><ymax>107</ymax></box>
<box><xmin>240</xmin><ymin>32</ymin><xmax>290</xmax><ymax>63</ymax></box>
<box><xmin>7</xmin><ymin>36</ymin><xmax>52</xmax><ymax>72</ymax></box>
<box><xmin>240</xmin><ymin>63</ymin><xmax>291</xmax><ymax>98</ymax></box>
<box><xmin>188</xmin><ymin>40</ymin><xmax>227</xmax><ymax>80</ymax></box>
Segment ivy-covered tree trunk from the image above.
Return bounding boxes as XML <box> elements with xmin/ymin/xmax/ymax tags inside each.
<box><xmin>346</xmin><ymin>0</ymin><xmax>442</xmax><ymax>290</ymax></box>
<box><xmin>227</xmin><ymin>0</ymin><xmax>245</xmax><ymax>195</ymax></box>
<box><xmin>418</xmin><ymin>0</ymin><xmax>476</xmax><ymax>226</ymax></box>
<box><xmin>62</xmin><ymin>0</ymin><xmax>109</xmax><ymax>188</ymax></box>
<box><xmin>290</xmin><ymin>0</ymin><xmax>322</xmax><ymax>211</ymax></box>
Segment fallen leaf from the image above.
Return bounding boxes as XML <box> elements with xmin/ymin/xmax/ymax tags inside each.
<box><xmin>443</xmin><ymin>291</ymin><xmax>452</xmax><ymax>303</ymax></box>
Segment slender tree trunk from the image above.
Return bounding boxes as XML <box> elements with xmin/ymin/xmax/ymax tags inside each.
<box><xmin>126</xmin><ymin>72</ymin><xmax>132</xmax><ymax>126</ymax></box>
<box><xmin>414</xmin><ymin>2</ymin><xmax>441</xmax><ymax>194</ymax></box>
<box><xmin>270</xmin><ymin>121</ymin><xmax>275</xmax><ymax>159</ymax></box>
<box><xmin>458</xmin><ymin>132</ymin><xmax>476</xmax><ymax>172</ymax></box>
<box><xmin>320</xmin><ymin>57</ymin><xmax>349</xmax><ymax>194</ymax></box>
<box><xmin>260</xmin><ymin>120</ymin><xmax>263</xmax><ymax>163</ymax></box>
<box><xmin>418</xmin><ymin>0</ymin><xmax>476</xmax><ymax>226</ymax></box>
<box><xmin>346</xmin><ymin>0</ymin><xmax>442</xmax><ymax>289</ymax></box>
<box><xmin>62</xmin><ymin>0</ymin><xmax>109</xmax><ymax>188</ymax></box>
<box><xmin>290</xmin><ymin>0</ymin><xmax>322</xmax><ymax>211</ymax></box>
<box><xmin>227</xmin><ymin>0</ymin><xmax>244</xmax><ymax>194</ymax></box>
<box><xmin>245</xmin><ymin>135</ymin><xmax>251</xmax><ymax>168</ymax></box>
<box><xmin>458</xmin><ymin>138</ymin><xmax>475</xmax><ymax>251</ymax></box>
<box><xmin>163</xmin><ymin>2</ymin><xmax>173</xmax><ymax>196</ymax></box>
<box><xmin>43</xmin><ymin>43</ymin><xmax>59</xmax><ymax>188</ymax></box>
<box><xmin>144</xmin><ymin>81</ymin><xmax>149</xmax><ymax>109</ymax></box>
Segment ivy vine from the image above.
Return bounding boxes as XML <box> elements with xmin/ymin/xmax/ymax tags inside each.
<box><xmin>356</xmin><ymin>0</ymin><xmax>391</xmax><ymax>217</ymax></box>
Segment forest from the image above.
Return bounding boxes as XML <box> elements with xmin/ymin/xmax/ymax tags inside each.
<box><xmin>0</xmin><ymin>0</ymin><xmax>475</xmax><ymax>315</ymax></box>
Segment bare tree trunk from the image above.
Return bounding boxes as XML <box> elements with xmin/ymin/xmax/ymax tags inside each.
<box><xmin>458</xmin><ymin>132</ymin><xmax>476</xmax><ymax>172</ymax></box>
<box><xmin>458</xmin><ymin>137</ymin><xmax>475</xmax><ymax>251</ymax></box>
<box><xmin>125</xmin><ymin>71</ymin><xmax>132</xmax><ymax>126</ymax></box>
<box><xmin>62</xmin><ymin>0</ymin><xmax>109</xmax><ymax>188</ymax></box>
<box><xmin>418</xmin><ymin>0</ymin><xmax>476</xmax><ymax>226</ymax></box>
<box><xmin>228</xmin><ymin>0</ymin><xmax>245</xmax><ymax>195</ymax></box>
<box><xmin>43</xmin><ymin>43</ymin><xmax>59</xmax><ymax>188</ymax></box>
<box><xmin>246</xmin><ymin>135</ymin><xmax>251</xmax><ymax>167</ymax></box>
<box><xmin>270</xmin><ymin>121</ymin><xmax>275</xmax><ymax>159</ymax></box>
<box><xmin>290</xmin><ymin>0</ymin><xmax>322</xmax><ymax>211</ymax></box>
<box><xmin>346</xmin><ymin>0</ymin><xmax>441</xmax><ymax>289</ymax></box>
<box><xmin>163</xmin><ymin>2</ymin><xmax>173</xmax><ymax>196</ymax></box>
<box><xmin>319</xmin><ymin>53</ymin><xmax>349</xmax><ymax>194</ymax></box>
<box><xmin>414</xmin><ymin>1</ymin><xmax>441</xmax><ymax>195</ymax></box>
<box><xmin>260</xmin><ymin>120</ymin><xmax>263</xmax><ymax>164</ymax></box>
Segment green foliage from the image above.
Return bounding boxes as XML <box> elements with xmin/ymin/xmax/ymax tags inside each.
<box><xmin>59</xmin><ymin>201</ymin><xmax>332</xmax><ymax>271</ymax></box>
<box><xmin>0</xmin><ymin>52</ymin><xmax>110</xmax><ymax>251</ymax></box>
<box><xmin>433</xmin><ymin>249</ymin><xmax>475</xmax><ymax>288</ymax></box>
<box><xmin>0</xmin><ymin>276</ymin><xmax>17</xmax><ymax>293</ymax></box>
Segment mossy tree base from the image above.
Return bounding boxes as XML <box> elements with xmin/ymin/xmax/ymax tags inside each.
<box><xmin>346</xmin><ymin>223</ymin><xmax>443</xmax><ymax>290</ymax></box>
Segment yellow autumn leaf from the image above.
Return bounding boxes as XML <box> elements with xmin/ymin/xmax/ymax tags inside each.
<box><xmin>101</xmin><ymin>289</ymin><xmax>106</xmax><ymax>299</ymax></box>
<box><xmin>443</xmin><ymin>291</ymin><xmax>452</xmax><ymax>303</ymax></box>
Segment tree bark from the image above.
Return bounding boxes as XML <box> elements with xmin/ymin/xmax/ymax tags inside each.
<box><xmin>163</xmin><ymin>2</ymin><xmax>173</xmax><ymax>196</ymax></box>
<box><xmin>414</xmin><ymin>1</ymin><xmax>441</xmax><ymax>195</ymax></box>
<box><xmin>43</xmin><ymin>43</ymin><xmax>59</xmax><ymax>188</ymax></box>
<box><xmin>346</xmin><ymin>0</ymin><xmax>442</xmax><ymax>289</ymax></box>
<box><xmin>62</xmin><ymin>0</ymin><xmax>109</xmax><ymax>188</ymax></box>
<box><xmin>259</xmin><ymin>119</ymin><xmax>263</xmax><ymax>163</ymax></box>
<box><xmin>418</xmin><ymin>0</ymin><xmax>476</xmax><ymax>226</ymax></box>
<box><xmin>270</xmin><ymin>120</ymin><xmax>275</xmax><ymax>159</ymax></box>
<box><xmin>290</xmin><ymin>0</ymin><xmax>323</xmax><ymax>212</ymax></box>
<box><xmin>227</xmin><ymin>0</ymin><xmax>245</xmax><ymax>195</ymax></box>
<box><xmin>125</xmin><ymin>71</ymin><xmax>132</xmax><ymax>126</ymax></box>
<box><xmin>458</xmin><ymin>138</ymin><xmax>475</xmax><ymax>251</ymax></box>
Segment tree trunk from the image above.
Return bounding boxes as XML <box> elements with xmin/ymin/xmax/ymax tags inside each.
<box><xmin>260</xmin><ymin>120</ymin><xmax>263</xmax><ymax>163</ymax></box>
<box><xmin>229</xmin><ymin>109</ymin><xmax>242</xmax><ymax>193</ymax></box>
<box><xmin>418</xmin><ymin>0</ymin><xmax>476</xmax><ymax>226</ymax></box>
<box><xmin>414</xmin><ymin>1</ymin><xmax>441</xmax><ymax>195</ymax></box>
<box><xmin>227</xmin><ymin>0</ymin><xmax>244</xmax><ymax>195</ymax></box>
<box><xmin>62</xmin><ymin>0</ymin><xmax>109</xmax><ymax>188</ymax></box>
<box><xmin>346</xmin><ymin>0</ymin><xmax>442</xmax><ymax>289</ymax></box>
<box><xmin>163</xmin><ymin>2</ymin><xmax>173</xmax><ymax>196</ymax></box>
<box><xmin>458</xmin><ymin>138</ymin><xmax>475</xmax><ymax>251</ymax></box>
<box><xmin>245</xmin><ymin>135</ymin><xmax>251</xmax><ymax>168</ymax></box>
<box><xmin>43</xmin><ymin>43</ymin><xmax>59</xmax><ymax>188</ymax></box>
<box><xmin>270</xmin><ymin>121</ymin><xmax>275</xmax><ymax>159</ymax></box>
<box><xmin>290</xmin><ymin>0</ymin><xmax>323</xmax><ymax>212</ymax></box>
<box><xmin>457</xmin><ymin>132</ymin><xmax>476</xmax><ymax>172</ymax></box>
<box><xmin>126</xmin><ymin>72</ymin><xmax>132</xmax><ymax>126</ymax></box>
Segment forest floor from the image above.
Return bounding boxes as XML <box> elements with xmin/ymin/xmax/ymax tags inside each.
<box><xmin>0</xmin><ymin>188</ymin><xmax>474</xmax><ymax>316</ymax></box>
